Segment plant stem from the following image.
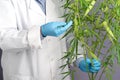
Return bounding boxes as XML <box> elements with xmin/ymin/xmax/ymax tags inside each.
<box><xmin>92</xmin><ymin>73</ymin><xmax>95</xmax><ymax>80</ymax></box>
<box><xmin>97</xmin><ymin>32</ymin><xmax>107</xmax><ymax>57</ymax></box>
<box><xmin>98</xmin><ymin>67</ymin><xmax>105</xmax><ymax>80</ymax></box>
<box><xmin>88</xmin><ymin>73</ymin><xmax>92</xmax><ymax>80</ymax></box>
<box><xmin>98</xmin><ymin>55</ymin><xmax>113</xmax><ymax>80</ymax></box>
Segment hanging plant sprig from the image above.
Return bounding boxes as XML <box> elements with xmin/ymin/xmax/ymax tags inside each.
<box><xmin>84</xmin><ymin>0</ymin><xmax>96</xmax><ymax>17</ymax></box>
<box><xmin>102</xmin><ymin>21</ymin><xmax>117</xmax><ymax>42</ymax></box>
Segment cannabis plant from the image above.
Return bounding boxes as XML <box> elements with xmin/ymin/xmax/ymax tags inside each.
<box><xmin>60</xmin><ymin>0</ymin><xmax>120</xmax><ymax>80</ymax></box>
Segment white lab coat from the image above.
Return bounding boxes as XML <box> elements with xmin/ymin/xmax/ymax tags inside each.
<box><xmin>0</xmin><ymin>0</ymin><xmax>71</xmax><ymax>80</ymax></box>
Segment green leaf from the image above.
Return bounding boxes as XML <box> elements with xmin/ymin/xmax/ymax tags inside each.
<box><xmin>89</xmin><ymin>51</ymin><xmax>98</xmax><ymax>60</ymax></box>
<box><xmin>59</xmin><ymin>64</ymin><xmax>68</xmax><ymax>70</ymax></box>
<box><xmin>61</xmin><ymin>71</ymin><xmax>70</xmax><ymax>74</ymax></box>
<box><xmin>90</xmin><ymin>30</ymin><xmax>101</xmax><ymax>41</ymax></box>
<box><xmin>60</xmin><ymin>52</ymin><xmax>71</xmax><ymax>60</ymax></box>
<box><xmin>102</xmin><ymin>21</ymin><xmax>116</xmax><ymax>41</ymax></box>
<box><xmin>62</xmin><ymin>71</ymin><xmax>71</xmax><ymax>80</ymax></box>
<box><xmin>60</xmin><ymin>13</ymin><xmax>70</xmax><ymax>18</ymax></box>
<box><xmin>71</xmin><ymin>70</ymin><xmax>75</xmax><ymax>80</ymax></box>
<box><xmin>84</xmin><ymin>0</ymin><xmax>96</xmax><ymax>17</ymax></box>
<box><xmin>61</xmin><ymin>27</ymin><xmax>73</xmax><ymax>39</ymax></box>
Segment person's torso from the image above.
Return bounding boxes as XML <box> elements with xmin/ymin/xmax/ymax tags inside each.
<box><xmin>1</xmin><ymin>0</ymin><xmax>70</xmax><ymax>80</ymax></box>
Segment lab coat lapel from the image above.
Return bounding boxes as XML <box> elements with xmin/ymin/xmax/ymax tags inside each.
<box><xmin>29</xmin><ymin>0</ymin><xmax>45</xmax><ymax>16</ymax></box>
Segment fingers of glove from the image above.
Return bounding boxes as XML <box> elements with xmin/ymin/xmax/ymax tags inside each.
<box><xmin>64</xmin><ymin>20</ymin><xmax>73</xmax><ymax>30</ymax></box>
<box><xmin>93</xmin><ymin>63</ymin><xmax>101</xmax><ymax>67</ymax></box>
<box><xmin>58</xmin><ymin>20</ymin><xmax>73</xmax><ymax>32</ymax></box>
<box><xmin>91</xmin><ymin>66</ymin><xmax>101</xmax><ymax>71</ymax></box>
<box><xmin>92</xmin><ymin>59</ymin><xmax>101</xmax><ymax>67</ymax></box>
<box><xmin>41</xmin><ymin>22</ymin><xmax>67</xmax><ymax>37</ymax></box>
<box><xmin>79</xmin><ymin>61</ymin><xmax>99</xmax><ymax>72</ymax></box>
<box><xmin>53</xmin><ymin>22</ymin><xmax>66</xmax><ymax>27</ymax></box>
<box><xmin>55</xmin><ymin>21</ymin><xmax>73</xmax><ymax>36</ymax></box>
<box><xmin>89</xmin><ymin>66</ymin><xmax>100</xmax><ymax>73</ymax></box>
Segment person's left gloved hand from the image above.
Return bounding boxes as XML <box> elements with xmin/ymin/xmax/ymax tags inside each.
<box><xmin>41</xmin><ymin>21</ymin><xmax>73</xmax><ymax>37</ymax></box>
<box><xmin>76</xmin><ymin>58</ymin><xmax>101</xmax><ymax>73</ymax></box>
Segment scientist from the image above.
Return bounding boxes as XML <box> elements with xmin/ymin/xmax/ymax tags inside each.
<box><xmin>0</xmin><ymin>0</ymin><xmax>100</xmax><ymax>80</ymax></box>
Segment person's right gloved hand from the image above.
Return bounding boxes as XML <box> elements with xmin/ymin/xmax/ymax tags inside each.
<box><xmin>76</xmin><ymin>58</ymin><xmax>101</xmax><ymax>73</ymax></box>
<box><xmin>41</xmin><ymin>21</ymin><xmax>73</xmax><ymax>37</ymax></box>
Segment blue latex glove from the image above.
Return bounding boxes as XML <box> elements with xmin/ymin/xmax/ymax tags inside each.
<box><xmin>76</xmin><ymin>58</ymin><xmax>101</xmax><ymax>73</ymax></box>
<box><xmin>41</xmin><ymin>21</ymin><xmax>73</xmax><ymax>37</ymax></box>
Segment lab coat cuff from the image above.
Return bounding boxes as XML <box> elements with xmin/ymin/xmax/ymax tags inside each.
<box><xmin>40</xmin><ymin>27</ymin><xmax>45</xmax><ymax>40</ymax></box>
<box><xmin>75</xmin><ymin>56</ymin><xmax>84</xmax><ymax>67</ymax></box>
<box><xmin>72</xmin><ymin>55</ymin><xmax>84</xmax><ymax>67</ymax></box>
<box><xmin>28</xmin><ymin>26</ymin><xmax>42</xmax><ymax>49</ymax></box>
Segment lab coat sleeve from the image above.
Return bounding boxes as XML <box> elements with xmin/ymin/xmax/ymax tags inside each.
<box><xmin>28</xmin><ymin>26</ymin><xmax>42</xmax><ymax>49</ymax></box>
<box><xmin>0</xmin><ymin>0</ymin><xmax>42</xmax><ymax>51</ymax></box>
<box><xmin>0</xmin><ymin>27</ymin><xmax>42</xmax><ymax>51</ymax></box>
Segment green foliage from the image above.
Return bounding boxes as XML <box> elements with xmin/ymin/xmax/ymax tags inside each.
<box><xmin>60</xmin><ymin>0</ymin><xmax>120</xmax><ymax>80</ymax></box>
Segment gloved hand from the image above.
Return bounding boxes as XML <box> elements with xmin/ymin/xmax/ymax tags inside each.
<box><xmin>76</xmin><ymin>58</ymin><xmax>101</xmax><ymax>73</ymax></box>
<box><xmin>41</xmin><ymin>21</ymin><xmax>73</xmax><ymax>37</ymax></box>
